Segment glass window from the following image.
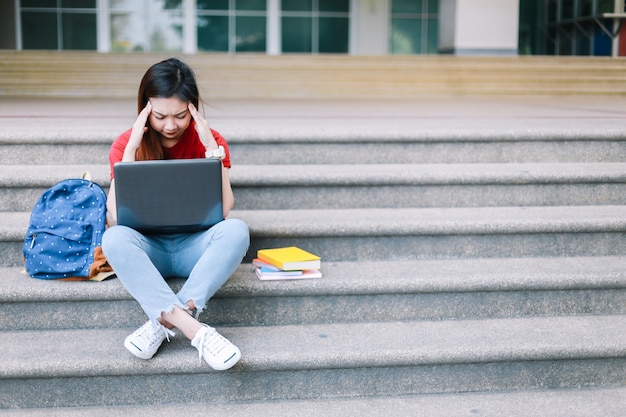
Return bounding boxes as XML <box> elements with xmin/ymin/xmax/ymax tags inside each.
<box><xmin>62</xmin><ymin>0</ymin><xmax>96</xmax><ymax>8</ymax></box>
<box><xmin>574</xmin><ymin>25</ymin><xmax>591</xmax><ymax>55</ymax></box>
<box><xmin>22</xmin><ymin>11</ymin><xmax>58</xmax><ymax>49</ymax></box>
<box><xmin>198</xmin><ymin>15</ymin><xmax>229</xmax><ymax>51</ymax></box>
<box><xmin>200</xmin><ymin>17</ymin><xmax>228</xmax><ymax>51</ymax></box>
<box><xmin>539</xmin><ymin>0</ymin><xmax>615</xmax><ymax>56</ymax></box>
<box><xmin>282</xmin><ymin>0</ymin><xmax>312</xmax><ymax>12</ymax></box>
<box><xmin>20</xmin><ymin>1</ymin><xmax>97</xmax><ymax>50</ymax></box>
<box><xmin>390</xmin><ymin>0</ymin><xmax>438</xmax><ymax>55</ymax></box>
<box><xmin>391</xmin><ymin>18</ymin><xmax>422</xmax><ymax>54</ymax></box>
<box><xmin>558</xmin><ymin>25</ymin><xmax>573</xmax><ymax>54</ymax></box>
<box><xmin>111</xmin><ymin>0</ymin><xmax>183</xmax><ymax>53</ymax></box>
<box><xmin>237</xmin><ymin>0</ymin><xmax>266</xmax><ymax>11</ymax></box>
<box><xmin>319</xmin><ymin>0</ymin><xmax>348</xmax><ymax>13</ymax></box>
<box><xmin>547</xmin><ymin>0</ymin><xmax>557</xmax><ymax>22</ymax></box>
<box><xmin>426</xmin><ymin>17</ymin><xmax>438</xmax><ymax>54</ymax></box>
<box><xmin>235</xmin><ymin>16</ymin><xmax>266</xmax><ymax>51</ymax></box>
<box><xmin>597</xmin><ymin>0</ymin><xmax>614</xmax><ymax>13</ymax></box>
<box><xmin>281</xmin><ymin>0</ymin><xmax>349</xmax><ymax>54</ymax></box>
<box><xmin>546</xmin><ymin>27</ymin><xmax>557</xmax><ymax>55</ymax></box>
<box><xmin>593</xmin><ymin>23</ymin><xmax>612</xmax><ymax>55</ymax></box>
<box><xmin>561</xmin><ymin>0</ymin><xmax>574</xmax><ymax>20</ymax></box>
<box><xmin>197</xmin><ymin>0</ymin><xmax>229</xmax><ymax>10</ymax></box>
<box><xmin>22</xmin><ymin>0</ymin><xmax>57</xmax><ymax>7</ymax></box>
<box><xmin>282</xmin><ymin>16</ymin><xmax>312</xmax><ymax>52</ymax></box>
<box><xmin>392</xmin><ymin>0</ymin><xmax>422</xmax><ymax>14</ymax></box>
<box><xmin>62</xmin><ymin>12</ymin><xmax>97</xmax><ymax>50</ymax></box>
<box><xmin>319</xmin><ymin>17</ymin><xmax>348</xmax><ymax>53</ymax></box>
<box><xmin>579</xmin><ymin>0</ymin><xmax>593</xmax><ymax>17</ymax></box>
<box><xmin>197</xmin><ymin>0</ymin><xmax>267</xmax><ymax>53</ymax></box>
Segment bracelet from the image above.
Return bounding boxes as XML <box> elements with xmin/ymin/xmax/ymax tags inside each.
<box><xmin>205</xmin><ymin>145</ymin><xmax>225</xmax><ymax>160</ymax></box>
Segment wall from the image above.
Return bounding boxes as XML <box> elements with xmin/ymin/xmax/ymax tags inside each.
<box><xmin>353</xmin><ymin>0</ymin><xmax>389</xmax><ymax>55</ymax></box>
<box><xmin>439</xmin><ymin>0</ymin><xmax>519</xmax><ymax>55</ymax></box>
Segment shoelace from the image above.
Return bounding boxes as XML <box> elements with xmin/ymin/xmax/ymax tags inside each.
<box><xmin>195</xmin><ymin>327</ymin><xmax>229</xmax><ymax>363</ymax></box>
<box><xmin>161</xmin><ymin>324</ymin><xmax>175</xmax><ymax>342</ymax></box>
<box><xmin>138</xmin><ymin>321</ymin><xmax>175</xmax><ymax>346</ymax></box>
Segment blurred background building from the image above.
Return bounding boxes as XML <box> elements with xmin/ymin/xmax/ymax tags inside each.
<box><xmin>1</xmin><ymin>0</ymin><xmax>625</xmax><ymax>58</ymax></box>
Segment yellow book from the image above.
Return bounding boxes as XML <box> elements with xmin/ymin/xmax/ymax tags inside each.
<box><xmin>257</xmin><ymin>246</ymin><xmax>321</xmax><ymax>271</ymax></box>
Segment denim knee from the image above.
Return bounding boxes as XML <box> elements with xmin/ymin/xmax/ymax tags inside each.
<box><xmin>222</xmin><ymin>218</ymin><xmax>250</xmax><ymax>255</ymax></box>
<box><xmin>102</xmin><ymin>225</ymin><xmax>138</xmax><ymax>259</ymax></box>
<box><xmin>228</xmin><ymin>218</ymin><xmax>250</xmax><ymax>244</ymax></box>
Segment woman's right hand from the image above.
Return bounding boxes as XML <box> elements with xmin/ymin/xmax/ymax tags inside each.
<box><xmin>123</xmin><ymin>101</ymin><xmax>152</xmax><ymax>162</ymax></box>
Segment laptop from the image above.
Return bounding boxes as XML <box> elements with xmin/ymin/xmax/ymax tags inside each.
<box><xmin>113</xmin><ymin>158</ymin><xmax>223</xmax><ymax>234</ymax></box>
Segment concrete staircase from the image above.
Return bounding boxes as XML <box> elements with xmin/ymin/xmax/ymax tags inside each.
<box><xmin>2</xmin><ymin>51</ymin><xmax>626</xmax><ymax>98</ymax></box>
<box><xmin>2</xmin><ymin>93</ymin><xmax>626</xmax><ymax>415</ymax></box>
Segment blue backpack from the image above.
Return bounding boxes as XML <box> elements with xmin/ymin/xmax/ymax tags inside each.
<box><xmin>23</xmin><ymin>175</ymin><xmax>107</xmax><ymax>280</ymax></box>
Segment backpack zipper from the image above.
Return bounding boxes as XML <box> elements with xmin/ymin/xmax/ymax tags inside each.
<box><xmin>30</xmin><ymin>234</ymin><xmax>37</xmax><ymax>249</ymax></box>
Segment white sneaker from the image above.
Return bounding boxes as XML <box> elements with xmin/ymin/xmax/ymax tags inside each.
<box><xmin>191</xmin><ymin>324</ymin><xmax>241</xmax><ymax>370</ymax></box>
<box><xmin>124</xmin><ymin>320</ymin><xmax>175</xmax><ymax>360</ymax></box>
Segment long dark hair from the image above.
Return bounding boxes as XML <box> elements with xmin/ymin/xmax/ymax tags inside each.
<box><xmin>136</xmin><ymin>58</ymin><xmax>200</xmax><ymax>160</ymax></box>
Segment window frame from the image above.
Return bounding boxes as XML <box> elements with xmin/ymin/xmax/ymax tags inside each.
<box><xmin>18</xmin><ymin>0</ymin><xmax>97</xmax><ymax>50</ymax></box>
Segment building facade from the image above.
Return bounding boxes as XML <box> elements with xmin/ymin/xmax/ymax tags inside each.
<box><xmin>2</xmin><ymin>0</ymin><xmax>625</xmax><ymax>57</ymax></box>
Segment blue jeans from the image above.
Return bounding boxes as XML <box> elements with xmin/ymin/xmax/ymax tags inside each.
<box><xmin>102</xmin><ymin>219</ymin><xmax>250</xmax><ymax>323</ymax></box>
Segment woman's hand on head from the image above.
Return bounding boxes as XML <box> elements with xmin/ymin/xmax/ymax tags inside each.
<box><xmin>129</xmin><ymin>101</ymin><xmax>152</xmax><ymax>149</ymax></box>
<box><xmin>188</xmin><ymin>103</ymin><xmax>217</xmax><ymax>149</ymax></box>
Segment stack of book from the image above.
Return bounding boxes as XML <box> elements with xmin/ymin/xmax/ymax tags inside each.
<box><xmin>253</xmin><ymin>246</ymin><xmax>322</xmax><ymax>281</ymax></box>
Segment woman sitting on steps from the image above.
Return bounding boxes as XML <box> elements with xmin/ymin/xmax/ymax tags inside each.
<box><xmin>102</xmin><ymin>57</ymin><xmax>249</xmax><ymax>371</ymax></box>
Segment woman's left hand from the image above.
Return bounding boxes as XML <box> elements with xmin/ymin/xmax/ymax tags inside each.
<box><xmin>188</xmin><ymin>103</ymin><xmax>234</xmax><ymax>216</ymax></box>
<box><xmin>188</xmin><ymin>103</ymin><xmax>218</xmax><ymax>150</ymax></box>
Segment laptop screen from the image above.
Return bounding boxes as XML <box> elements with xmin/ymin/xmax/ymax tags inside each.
<box><xmin>113</xmin><ymin>158</ymin><xmax>223</xmax><ymax>234</ymax></box>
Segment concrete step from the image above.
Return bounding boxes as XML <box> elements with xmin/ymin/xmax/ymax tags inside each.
<box><xmin>3</xmin><ymin>206</ymin><xmax>626</xmax><ymax>267</ymax></box>
<box><xmin>230</xmin><ymin>136</ymin><xmax>626</xmax><ymax>165</ymax></box>
<box><xmin>3</xmin><ymin>386</ymin><xmax>626</xmax><ymax>417</ymax></box>
<box><xmin>2</xmin><ymin>51</ymin><xmax>626</xmax><ymax>98</ymax></box>
<box><xmin>0</xmin><ymin>165</ymin><xmax>110</xmax><ymax>212</ymax></box>
<box><xmin>3</xmin><ymin>256</ymin><xmax>626</xmax><ymax>331</ymax></box>
<box><xmin>2</xmin><ymin>94</ymin><xmax>625</xmax><ymax>413</ymax></box>
<box><xmin>232</xmin><ymin>163</ymin><xmax>626</xmax><ymax>210</ymax></box>
<box><xmin>3</xmin><ymin>163</ymin><xmax>626</xmax><ymax>211</ymax></box>
<box><xmin>3</xmin><ymin>132</ymin><xmax>625</xmax><ymax>165</ymax></box>
<box><xmin>2</xmin><ymin>315</ymin><xmax>625</xmax><ymax>408</ymax></box>
<box><xmin>234</xmin><ymin>205</ymin><xmax>626</xmax><ymax>262</ymax></box>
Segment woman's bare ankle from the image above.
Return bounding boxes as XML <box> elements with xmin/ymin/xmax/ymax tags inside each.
<box><xmin>161</xmin><ymin>306</ymin><xmax>203</xmax><ymax>340</ymax></box>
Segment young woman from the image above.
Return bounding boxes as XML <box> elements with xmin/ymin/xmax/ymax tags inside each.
<box><xmin>102</xmin><ymin>58</ymin><xmax>249</xmax><ymax>371</ymax></box>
